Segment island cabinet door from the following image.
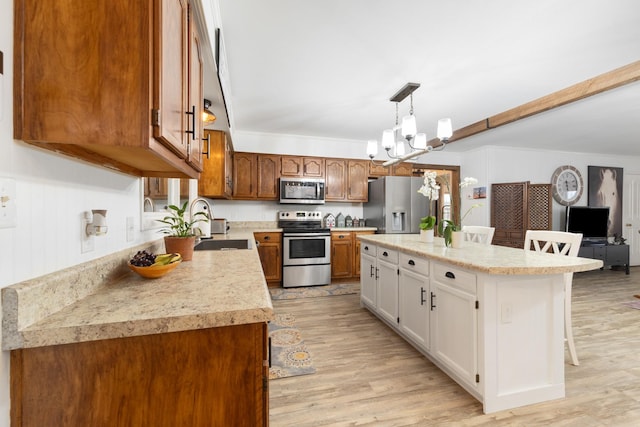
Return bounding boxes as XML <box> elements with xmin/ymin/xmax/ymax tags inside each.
<box><xmin>361</xmin><ymin>252</ymin><xmax>378</xmax><ymax>308</ymax></box>
<box><xmin>376</xmin><ymin>248</ymin><xmax>399</xmax><ymax>325</ymax></box>
<box><xmin>398</xmin><ymin>254</ymin><xmax>430</xmax><ymax>351</ymax></box>
<box><xmin>430</xmin><ymin>263</ymin><xmax>478</xmax><ymax>390</ymax></box>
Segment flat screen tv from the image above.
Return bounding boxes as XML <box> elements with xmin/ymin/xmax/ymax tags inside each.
<box><xmin>565</xmin><ymin>206</ymin><xmax>609</xmax><ymax>243</ymax></box>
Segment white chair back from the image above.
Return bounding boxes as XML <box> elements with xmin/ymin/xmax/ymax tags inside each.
<box><xmin>462</xmin><ymin>226</ymin><xmax>495</xmax><ymax>245</ymax></box>
<box><xmin>524</xmin><ymin>230</ymin><xmax>582</xmax><ymax>256</ymax></box>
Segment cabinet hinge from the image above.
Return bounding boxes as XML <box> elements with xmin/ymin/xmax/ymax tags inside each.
<box><xmin>476</xmin><ymin>374</ymin><xmax>480</xmax><ymax>383</ymax></box>
<box><xmin>475</xmin><ymin>300</ymin><xmax>479</xmax><ymax>310</ymax></box>
<box><xmin>151</xmin><ymin>109</ymin><xmax>160</xmax><ymax>126</ymax></box>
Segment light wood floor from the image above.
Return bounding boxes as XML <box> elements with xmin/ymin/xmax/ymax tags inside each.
<box><xmin>269</xmin><ymin>268</ymin><xmax>640</xmax><ymax>426</ymax></box>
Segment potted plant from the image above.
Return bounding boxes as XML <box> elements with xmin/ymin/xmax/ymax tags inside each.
<box><xmin>419</xmin><ymin>215</ymin><xmax>436</xmax><ymax>242</ymax></box>
<box><xmin>157</xmin><ymin>201</ymin><xmax>208</xmax><ymax>261</ymax></box>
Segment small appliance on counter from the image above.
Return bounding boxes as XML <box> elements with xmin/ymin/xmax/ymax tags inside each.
<box><xmin>211</xmin><ymin>218</ymin><xmax>229</xmax><ymax>234</ymax></box>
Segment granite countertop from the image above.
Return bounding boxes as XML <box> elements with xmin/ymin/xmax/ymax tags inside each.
<box><xmin>358</xmin><ymin>233</ymin><xmax>603</xmax><ymax>275</ymax></box>
<box><xmin>3</xmin><ymin>230</ymin><xmax>273</xmax><ymax>350</ymax></box>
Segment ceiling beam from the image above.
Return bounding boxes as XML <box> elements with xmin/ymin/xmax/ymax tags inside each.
<box><xmin>429</xmin><ymin>60</ymin><xmax>640</xmax><ymax>149</ymax></box>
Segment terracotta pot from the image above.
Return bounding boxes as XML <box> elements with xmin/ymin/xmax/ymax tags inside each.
<box><xmin>164</xmin><ymin>236</ymin><xmax>196</xmax><ymax>261</ymax></box>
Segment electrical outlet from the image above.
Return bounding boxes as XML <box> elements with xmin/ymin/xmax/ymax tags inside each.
<box><xmin>81</xmin><ymin>218</ymin><xmax>94</xmax><ymax>253</ymax></box>
<box><xmin>126</xmin><ymin>216</ymin><xmax>134</xmax><ymax>242</ymax></box>
<box><xmin>501</xmin><ymin>303</ymin><xmax>513</xmax><ymax>324</ymax></box>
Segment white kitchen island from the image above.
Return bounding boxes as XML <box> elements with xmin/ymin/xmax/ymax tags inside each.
<box><xmin>358</xmin><ymin>233</ymin><xmax>603</xmax><ymax>414</ymax></box>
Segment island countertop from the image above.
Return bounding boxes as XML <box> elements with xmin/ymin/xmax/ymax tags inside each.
<box><xmin>2</xmin><ymin>231</ymin><xmax>273</xmax><ymax>350</ymax></box>
<box><xmin>358</xmin><ymin>233</ymin><xmax>603</xmax><ymax>275</ymax></box>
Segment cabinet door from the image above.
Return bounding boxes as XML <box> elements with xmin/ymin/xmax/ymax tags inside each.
<box><xmin>233</xmin><ymin>153</ymin><xmax>257</xmax><ymax>198</ymax></box>
<box><xmin>198</xmin><ymin>131</ymin><xmax>231</xmax><ymax>198</ymax></box>
<box><xmin>154</xmin><ymin>0</ymin><xmax>189</xmax><ymax>158</ymax></box>
<box><xmin>325</xmin><ymin>159</ymin><xmax>347</xmax><ymax>201</ymax></box>
<box><xmin>331</xmin><ymin>232</ymin><xmax>353</xmax><ymax>278</ymax></box>
<box><xmin>186</xmin><ymin>4</ymin><xmax>203</xmax><ymax>171</ymax></box>
<box><xmin>303</xmin><ymin>158</ymin><xmax>325</xmax><ymax>177</ymax></box>
<box><xmin>347</xmin><ymin>160</ymin><xmax>368</xmax><ymax>201</ymax></box>
<box><xmin>399</xmin><ymin>268</ymin><xmax>430</xmax><ymax>351</ymax></box>
<box><xmin>368</xmin><ymin>162</ymin><xmax>389</xmax><ymax>178</ymax></box>
<box><xmin>280</xmin><ymin>156</ymin><xmax>303</xmax><ymax>177</ymax></box>
<box><xmin>257</xmin><ymin>155</ymin><xmax>280</xmax><ymax>199</ymax></box>
<box><xmin>254</xmin><ymin>232</ymin><xmax>282</xmax><ymax>284</ymax></box>
<box><xmin>431</xmin><ymin>269</ymin><xmax>478</xmax><ymax>387</ymax></box>
<box><xmin>392</xmin><ymin>162</ymin><xmax>414</xmax><ymax>177</ymax></box>
<box><xmin>361</xmin><ymin>253</ymin><xmax>377</xmax><ymax>308</ymax></box>
<box><xmin>377</xmin><ymin>257</ymin><xmax>399</xmax><ymax>325</ymax></box>
<box><xmin>606</xmin><ymin>245</ymin><xmax>629</xmax><ymax>266</ymax></box>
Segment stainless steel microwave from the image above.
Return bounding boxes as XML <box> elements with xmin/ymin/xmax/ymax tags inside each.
<box><xmin>279</xmin><ymin>177</ymin><xmax>325</xmax><ymax>204</ymax></box>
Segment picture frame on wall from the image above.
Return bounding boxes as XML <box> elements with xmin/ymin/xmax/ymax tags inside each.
<box><xmin>588</xmin><ymin>165</ymin><xmax>623</xmax><ymax>238</ymax></box>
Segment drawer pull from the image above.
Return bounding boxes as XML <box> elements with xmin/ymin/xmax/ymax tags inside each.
<box><xmin>445</xmin><ymin>271</ymin><xmax>456</xmax><ymax>279</ymax></box>
<box><xmin>364</xmin><ymin>245</ymin><xmax>369</xmax><ymax>250</ymax></box>
<box><xmin>430</xmin><ymin>292</ymin><xmax>436</xmax><ymax>310</ymax></box>
<box><xmin>408</xmin><ymin>259</ymin><xmax>415</xmax><ymax>266</ymax></box>
<box><xmin>382</xmin><ymin>251</ymin><xmax>389</xmax><ymax>257</ymax></box>
<box><xmin>370</xmin><ymin>265</ymin><xmax>375</xmax><ymax>278</ymax></box>
<box><xmin>264</xmin><ymin>236</ymin><xmax>270</xmax><ymax>241</ymax></box>
<box><xmin>420</xmin><ymin>287</ymin><xmax>426</xmax><ymax>305</ymax></box>
<box><xmin>339</xmin><ymin>235</ymin><xmax>345</xmax><ymax>239</ymax></box>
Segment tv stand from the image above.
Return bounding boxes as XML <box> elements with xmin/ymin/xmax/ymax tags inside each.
<box><xmin>578</xmin><ymin>242</ymin><xmax>629</xmax><ymax>274</ymax></box>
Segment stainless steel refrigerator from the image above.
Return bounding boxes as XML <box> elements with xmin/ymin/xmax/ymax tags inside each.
<box><xmin>364</xmin><ymin>176</ymin><xmax>428</xmax><ymax>234</ymax></box>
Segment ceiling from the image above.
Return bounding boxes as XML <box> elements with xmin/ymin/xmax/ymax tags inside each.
<box><xmin>203</xmin><ymin>0</ymin><xmax>640</xmax><ymax>157</ymax></box>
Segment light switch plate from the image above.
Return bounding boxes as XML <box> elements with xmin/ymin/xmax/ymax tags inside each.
<box><xmin>0</xmin><ymin>177</ymin><xmax>17</xmax><ymax>228</ymax></box>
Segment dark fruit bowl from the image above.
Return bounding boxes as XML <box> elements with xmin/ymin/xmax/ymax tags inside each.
<box><xmin>128</xmin><ymin>259</ymin><xmax>181</xmax><ymax>279</ymax></box>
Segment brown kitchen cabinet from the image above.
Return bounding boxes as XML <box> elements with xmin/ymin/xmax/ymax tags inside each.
<box><xmin>352</xmin><ymin>230</ymin><xmax>375</xmax><ymax>278</ymax></box>
<box><xmin>144</xmin><ymin>177</ymin><xmax>190</xmax><ymax>199</ymax></box>
<box><xmin>331</xmin><ymin>231</ymin><xmax>353</xmax><ymax>279</ymax></box>
<box><xmin>14</xmin><ymin>0</ymin><xmax>204</xmax><ymax>179</ymax></box>
<box><xmin>392</xmin><ymin>162</ymin><xmax>414</xmax><ymax>176</ymax></box>
<box><xmin>233</xmin><ymin>153</ymin><xmax>279</xmax><ymax>200</ymax></box>
<box><xmin>325</xmin><ymin>159</ymin><xmax>368</xmax><ymax>202</ymax></box>
<box><xmin>281</xmin><ymin>156</ymin><xmax>325</xmax><ymax>178</ymax></box>
<box><xmin>254</xmin><ymin>232</ymin><xmax>282</xmax><ymax>286</ymax></box>
<box><xmin>198</xmin><ymin>130</ymin><xmax>233</xmax><ymax>198</ymax></box>
<box><xmin>10</xmin><ymin>323</ymin><xmax>269</xmax><ymax>426</ymax></box>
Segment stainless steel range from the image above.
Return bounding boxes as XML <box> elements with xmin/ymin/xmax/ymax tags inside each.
<box><xmin>278</xmin><ymin>211</ymin><xmax>331</xmax><ymax>288</ymax></box>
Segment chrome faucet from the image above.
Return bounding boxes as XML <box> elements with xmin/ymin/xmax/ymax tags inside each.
<box><xmin>189</xmin><ymin>197</ymin><xmax>213</xmax><ymax>237</ymax></box>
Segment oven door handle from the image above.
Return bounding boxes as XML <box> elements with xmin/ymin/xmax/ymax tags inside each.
<box><xmin>284</xmin><ymin>233</ymin><xmax>331</xmax><ymax>238</ymax></box>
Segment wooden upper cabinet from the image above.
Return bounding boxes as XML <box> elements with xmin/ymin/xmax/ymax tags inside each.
<box><xmin>186</xmin><ymin>2</ymin><xmax>203</xmax><ymax>172</ymax></box>
<box><xmin>281</xmin><ymin>156</ymin><xmax>325</xmax><ymax>178</ymax></box>
<box><xmin>233</xmin><ymin>153</ymin><xmax>257</xmax><ymax>199</ymax></box>
<box><xmin>325</xmin><ymin>159</ymin><xmax>347</xmax><ymax>201</ymax></box>
<box><xmin>369</xmin><ymin>162</ymin><xmax>390</xmax><ymax>178</ymax></box>
<box><xmin>198</xmin><ymin>130</ymin><xmax>233</xmax><ymax>198</ymax></box>
<box><xmin>13</xmin><ymin>0</ymin><xmax>202</xmax><ymax>178</ymax></box>
<box><xmin>257</xmin><ymin>155</ymin><xmax>280</xmax><ymax>199</ymax></box>
<box><xmin>232</xmin><ymin>152</ymin><xmax>279</xmax><ymax>200</ymax></box>
<box><xmin>347</xmin><ymin>160</ymin><xmax>368</xmax><ymax>202</ymax></box>
<box><xmin>392</xmin><ymin>162</ymin><xmax>414</xmax><ymax>176</ymax></box>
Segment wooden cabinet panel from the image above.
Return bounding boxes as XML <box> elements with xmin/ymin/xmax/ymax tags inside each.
<box><xmin>233</xmin><ymin>153</ymin><xmax>257</xmax><ymax>199</ymax></box>
<box><xmin>347</xmin><ymin>160</ymin><xmax>368</xmax><ymax>202</ymax></box>
<box><xmin>11</xmin><ymin>324</ymin><xmax>268</xmax><ymax>426</ymax></box>
<box><xmin>145</xmin><ymin>178</ymin><xmax>189</xmax><ymax>199</ymax></box>
<box><xmin>303</xmin><ymin>157</ymin><xmax>325</xmax><ymax>177</ymax></box>
<box><xmin>331</xmin><ymin>232</ymin><xmax>353</xmax><ymax>278</ymax></box>
<box><xmin>392</xmin><ymin>162</ymin><xmax>414</xmax><ymax>177</ymax></box>
<box><xmin>255</xmin><ymin>232</ymin><xmax>282</xmax><ymax>285</ymax></box>
<box><xmin>198</xmin><ymin>130</ymin><xmax>233</xmax><ymax>198</ymax></box>
<box><xmin>257</xmin><ymin>155</ymin><xmax>280</xmax><ymax>199</ymax></box>
<box><xmin>281</xmin><ymin>156</ymin><xmax>325</xmax><ymax>178</ymax></box>
<box><xmin>186</xmin><ymin>3</ymin><xmax>204</xmax><ymax>172</ymax></box>
<box><xmin>14</xmin><ymin>0</ymin><xmax>202</xmax><ymax>178</ymax></box>
<box><xmin>369</xmin><ymin>162</ymin><xmax>390</xmax><ymax>178</ymax></box>
<box><xmin>325</xmin><ymin>159</ymin><xmax>347</xmax><ymax>201</ymax></box>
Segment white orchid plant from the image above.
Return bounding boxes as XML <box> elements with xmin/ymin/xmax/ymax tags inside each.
<box><xmin>417</xmin><ymin>171</ymin><xmax>440</xmax><ymax>230</ymax></box>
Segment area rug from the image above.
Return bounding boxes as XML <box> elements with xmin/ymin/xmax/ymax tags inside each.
<box><xmin>269</xmin><ymin>282</ymin><xmax>360</xmax><ymax>300</ymax></box>
<box><xmin>269</xmin><ymin>313</ymin><xmax>316</xmax><ymax>380</ymax></box>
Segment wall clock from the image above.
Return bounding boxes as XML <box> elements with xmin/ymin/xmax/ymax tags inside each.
<box><xmin>551</xmin><ymin>165</ymin><xmax>583</xmax><ymax>206</ymax></box>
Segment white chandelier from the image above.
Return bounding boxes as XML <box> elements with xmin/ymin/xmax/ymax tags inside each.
<box><xmin>367</xmin><ymin>82</ymin><xmax>453</xmax><ymax>166</ymax></box>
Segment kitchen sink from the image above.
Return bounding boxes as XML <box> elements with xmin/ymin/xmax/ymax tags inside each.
<box><xmin>194</xmin><ymin>238</ymin><xmax>252</xmax><ymax>251</ymax></box>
